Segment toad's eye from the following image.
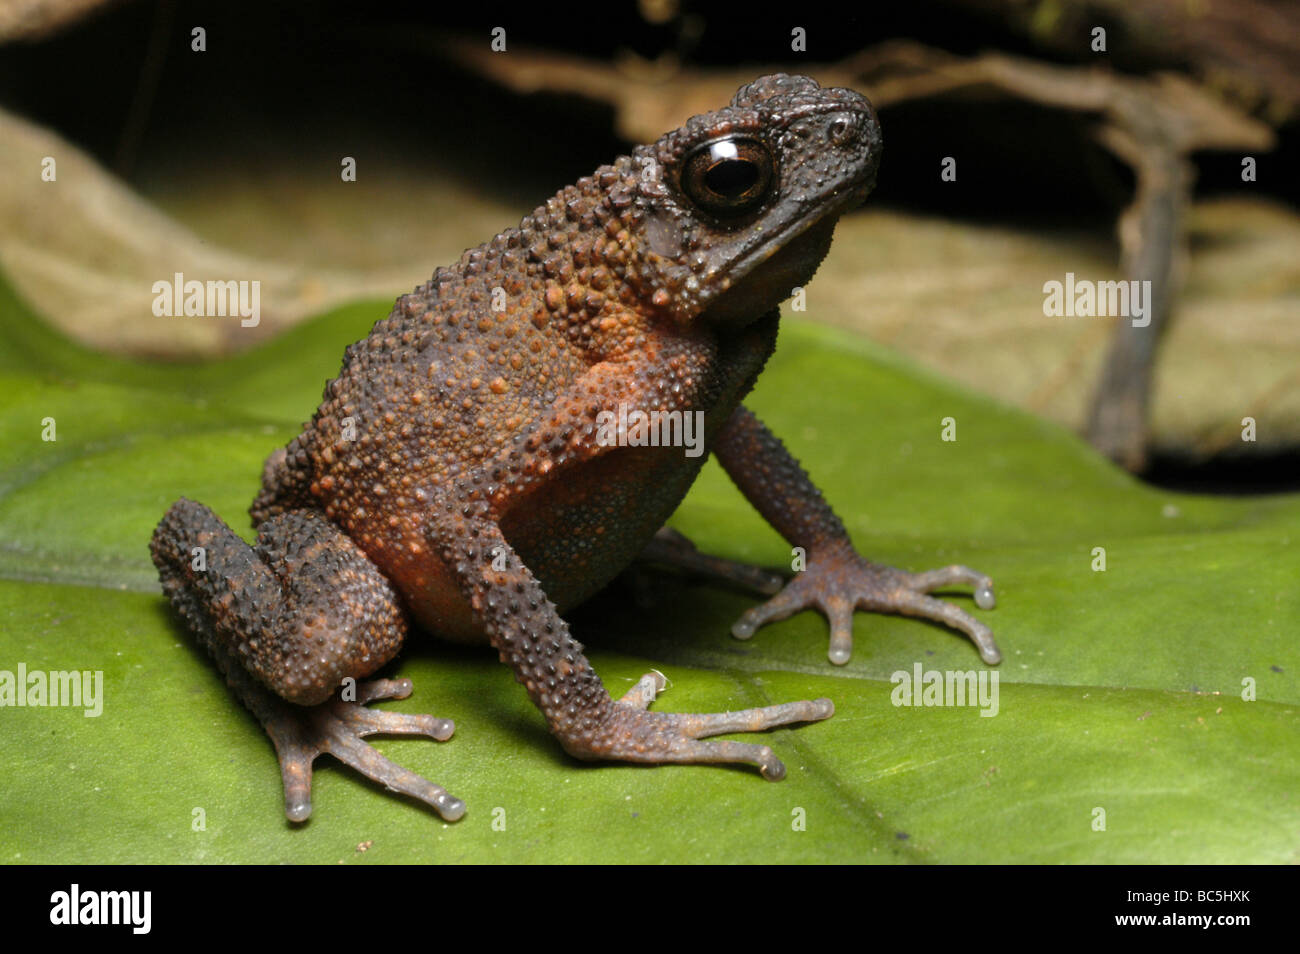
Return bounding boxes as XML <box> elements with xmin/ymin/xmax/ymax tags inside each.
<box><xmin>681</xmin><ymin>137</ymin><xmax>774</xmax><ymax>217</ymax></box>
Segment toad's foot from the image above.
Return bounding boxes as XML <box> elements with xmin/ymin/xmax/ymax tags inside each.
<box><xmin>712</xmin><ymin>406</ymin><xmax>1001</xmax><ymax>667</ymax></box>
<box><xmin>259</xmin><ymin>676</ymin><xmax>463</xmax><ymax>823</ymax></box>
<box><xmin>584</xmin><ymin>670</ymin><xmax>833</xmax><ymax>780</ymax></box>
<box><xmin>730</xmin><ymin>547</ymin><xmax>1000</xmax><ymax>666</ymax></box>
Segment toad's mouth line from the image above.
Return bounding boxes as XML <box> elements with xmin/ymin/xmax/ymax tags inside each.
<box><xmin>706</xmin><ymin>177</ymin><xmax>877</xmax><ymax>293</ymax></box>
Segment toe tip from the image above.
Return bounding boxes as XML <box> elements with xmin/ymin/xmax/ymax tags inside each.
<box><xmin>438</xmin><ymin>796</ymin><xmax>467</xmax><ymax>822</ymax></box>
<box><xmin>758</xmin><ymin>749</ymin><xmax>787</xmax><ymax>781</ymax></box>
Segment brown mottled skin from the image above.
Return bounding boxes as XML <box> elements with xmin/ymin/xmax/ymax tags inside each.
<box><xmin>150</xmin><ymin>74</ymin><xmax>1000</xmax><ymax>823</ymax></box>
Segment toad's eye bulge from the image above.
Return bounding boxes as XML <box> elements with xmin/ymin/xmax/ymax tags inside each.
<box><xmin>682</xmin><ymin>137</ymin><xmax>774</xmax><ymax>216</ymax></box>
<box><xmin>150</xmin><ymin>73</ymin><xmax>997</xmax><ymax>823</ymax></box>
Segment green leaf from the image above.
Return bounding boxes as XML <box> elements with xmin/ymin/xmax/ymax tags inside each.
<box><xmin>1</xmin><ymin>272</ymin><xmax>1296</xmax><ymax>863</ymax></box>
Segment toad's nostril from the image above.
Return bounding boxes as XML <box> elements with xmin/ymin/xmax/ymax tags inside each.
<box><xmin>828</xmin><ymin>115</ymin><xmax>855</xmax><ymax>145</ymax></box>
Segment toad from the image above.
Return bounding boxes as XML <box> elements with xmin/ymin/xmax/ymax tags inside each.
<box><xmin>150</xmin><ymin>74</ymin><xmax>1000</xmax><ymax>822</ymax></box>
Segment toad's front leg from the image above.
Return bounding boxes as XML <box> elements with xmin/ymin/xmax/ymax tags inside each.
<box><xmin>428</xmin><ymin>505</ymin><xmax>832</xmax><ymax>779</ymax></box>
<box><xmin>712</xmin><ymin>405</ymin><xmax>1001</xmax><ymax>666</ymax></box>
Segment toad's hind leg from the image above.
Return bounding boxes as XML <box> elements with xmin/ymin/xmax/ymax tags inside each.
<box><xmin>150</xmin><ymin>498</ymin><xmax>463</xmax><ymax>822</ymax></box>
<box><xmin>634</xmin><ymin>526</ymin><xmax>786</xmax><ymax>597</ymax></box>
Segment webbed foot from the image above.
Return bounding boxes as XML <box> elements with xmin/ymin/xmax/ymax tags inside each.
<box><xmin>263</xmin><ymin>677</ymin><xmax>463</xmax><ymax>822</ymax></box>
<box><xmin>731</xmin><ymin>546</ymin><xmax>1000</xmax><ymax>666</ymax></box>
<box><xmin>580</xmin><ymin>670</ymin><xmax>833</xmax><ymax>780</ymax></box>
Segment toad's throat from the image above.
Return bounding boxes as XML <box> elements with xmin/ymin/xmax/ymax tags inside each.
<box><xmin>696</xmin><ymin>175</ymin><xmax>873</xmax><ymax>325</ymax></box>
<box><xmin>698</xmin><ymin>215</ymin><xmax>839</xmax><ymax>325</ymax></box>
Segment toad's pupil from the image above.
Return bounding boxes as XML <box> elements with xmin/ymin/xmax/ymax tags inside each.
<box><xmin>705</xmin><ymin>159</ymin><xmax>759</xmax><ymax>198</ymax></box>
